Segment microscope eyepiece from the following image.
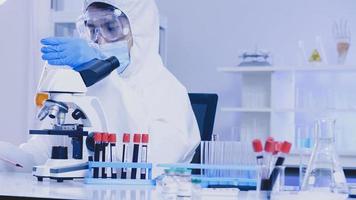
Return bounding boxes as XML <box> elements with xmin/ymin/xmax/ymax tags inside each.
<box><xmin>76</xmin><ymin>56</ymin><xmax>120</xmax><ymax>87</ymax></box>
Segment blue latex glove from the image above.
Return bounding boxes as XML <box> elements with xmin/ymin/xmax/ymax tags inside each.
<box><xmin>41</xmin><ymin>37</ymin><xmax>103</xmax><ymax>68</ymax></box>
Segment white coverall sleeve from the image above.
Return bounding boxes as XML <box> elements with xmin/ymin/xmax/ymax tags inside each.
<box><xmin>0</xmin><ymin>122</ymin><xmax>61</xmax><ymax>172</ymax></box>
<box><xmin>0</xmin><ymin>119</ymin><xmax>58</xmax><ymax>172</ymax></box>
<box><xmin>19</xmin><ymin>135</ymin><xmax>54</xmax><ymax>166</ymax></box>
<box><xmin>147</xmin><ymin>83</ymin><xmax>201</xmax><ymax>167</ymax></box>
<box><xmin>0</xmin><ymin>141</ymin><xmax>37</xmax><ymax>172</ymax></box>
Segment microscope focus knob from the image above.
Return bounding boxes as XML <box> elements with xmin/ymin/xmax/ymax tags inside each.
<box><xmin>86</xmin><ymin>132</ymin><xmax>95</xmax><ymax>152</ymax></box>
<box><xmin>72</xmin><ymin>109</ymin><xmax>87</xmax><ymax>120</ymax></box>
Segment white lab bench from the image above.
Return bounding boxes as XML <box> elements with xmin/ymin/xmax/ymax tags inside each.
<box><xmin>0</xmin><ymin>172</ymin><xmax>353</xmax><ymax>200</ymax></box>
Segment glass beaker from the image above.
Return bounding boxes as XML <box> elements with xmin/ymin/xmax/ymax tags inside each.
<box><xmin>301</xmin><ymin>119</ymin><xmax>347</xmax><ymax>193</ymax></box>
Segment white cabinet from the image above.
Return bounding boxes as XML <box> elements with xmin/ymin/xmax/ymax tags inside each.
<box><xmin>217</xmin><ymin>65</ymin><xmax>356</xmax><ymax>167</ymax></box>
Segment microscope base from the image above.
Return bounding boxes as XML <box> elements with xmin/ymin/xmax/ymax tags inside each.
<box><xmin>33</xmin><ymin>159</ymin><xmax>88</xmax><ymax>182</ymax></box>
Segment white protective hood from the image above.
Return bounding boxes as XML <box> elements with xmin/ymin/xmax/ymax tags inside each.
<box><xmin>16</xmin><ymin>0</ymin><xmax>200</xmax><ymax>177</ymax></box>
<box><xmin>83</xmin><ymin>0</ymin><xmax>163</xmax><ymax>84</ymax></box>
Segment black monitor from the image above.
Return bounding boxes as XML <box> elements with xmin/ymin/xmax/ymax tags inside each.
<box><xmin>188</xmin><ymin>93</ymin><xmax>218</xmax><ymax>164</ymax></box>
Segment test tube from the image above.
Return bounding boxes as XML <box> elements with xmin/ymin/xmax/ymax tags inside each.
<box><xmin>121</xmin><ymin>133</ymin><xmax>130</xmax><ymax>179</ymax></box>
<box><xmin>252</xmin><ymin>139</ymin><xmax>264</xmax><ymax>166</ymax></box>
<box><xmin>131</xmin><ymin>134</ymin><xmax>141</xmax><ymax>179</ymax></box>
<box><xmin>101</xmin><ymin>133</ymin><xmax>109</xmax><ymax>179</ymax></box>
<box><xmin>109</xmin><ymin>133</ymin><xmax>117</xmax><ymax>179</ymax></box>
<box><xmin>264</xmin><ymin>139</ymin><xmax>274</xmax><ymax>178</ymax></box>
<box><xmin>140</xmin><ymin>134</ymin><xmax>149</xmax><ymax>180</ymax></box>
<box><xmin>93</xmin><ymin>132</ymin><xmax>102</xmax><ymax>178</ymax></box>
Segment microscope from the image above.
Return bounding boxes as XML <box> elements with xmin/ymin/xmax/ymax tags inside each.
<box><xmin>31</xmin><ymin>57</ymin><xmax>120</xmax><ymax>182</ymax></box>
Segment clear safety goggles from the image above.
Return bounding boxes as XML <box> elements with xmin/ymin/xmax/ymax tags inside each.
<box><xmin>77</xmin><ymin>9</ymin><xmax>131</xmax><ymax>44</ymax></box>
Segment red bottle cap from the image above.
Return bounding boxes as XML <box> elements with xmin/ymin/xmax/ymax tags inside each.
<box><xmin>133</xmin><ymin>134</ymin><xmax>141</xmax><ymax>143</ymax></box>
<box><xmin>281</xmin><ymin>141</ymin><xmax>292</xmax><ymax>154</ymax></box>
<box><xmin>102</xmin><ymin>133</ymin><xmax>109</xmax><ymax>143</ymax></box>
<box><xmin>273</xmin><ymin>141</ymin><xmax>281</xmax><ymax>155</ymax></box>
<box><xmin>123</xmin><ymin>133</ymin><xmax>130</xmax><ymax>143</ymax></box>
<box><xmin>109</xmin><ymin>134</ymin><xmax>117</xmax><ymax>143</ymax></box>
<box><xmin>267</xmin><ymin>136</ymin><xmax>274</xmax><ymax>142</ymax></box>
<box><xmin>252</xmin><ymin>139</ymin><xmax>263</xmax><ymax>153</ymax></box>
<box><xmin>264</xmin><ymin>140</ymin><xmax>274</xmax><ymax>153</ymax></box>
<box><xmin>142</xmin><ymin>134</ymin><xmax>149</xmax><ymax>143</ymax></box>
<box><xmin>94</xmin><ymin>132</ymin><xmax>102</xmax><ymax>142</ymax></box>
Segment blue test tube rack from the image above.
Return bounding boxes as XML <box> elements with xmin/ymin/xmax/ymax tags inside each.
<box><xmin>157</xmin><ymin>163</ymin><xmax>259</xmax><ymax>188</ymax></box>
<box><xmin>85</xmin><ymin>161</ymin><xmax>155</xmax><ymax>185</ymax></box>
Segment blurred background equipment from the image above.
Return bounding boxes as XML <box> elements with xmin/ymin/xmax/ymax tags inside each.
<box><xmin>238</xmin><ymin>48</ymin><xmax>272</xmax><ymax>67</ymax></box>
<box><xmin>333</xmin><ymin>19</ymin><xmax>351</xmax><ymax>65</ymax></box>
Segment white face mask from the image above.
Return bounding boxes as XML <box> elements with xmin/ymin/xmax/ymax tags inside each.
<box><xmin>99</xmin><ymin>40</ymin><xmax>131</xmax><ymax>74</ymax></box>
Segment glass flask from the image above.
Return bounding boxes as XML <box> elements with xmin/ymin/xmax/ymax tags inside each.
<box><xmin>301</xmin><ymin>119</ymin><xmax>347</xmax><ymax>193</ymax></box>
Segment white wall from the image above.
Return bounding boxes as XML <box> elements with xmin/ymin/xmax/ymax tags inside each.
<box><xmin>156</xmin><ymin>0</ymin><xmax>356</xmax><ymax>136</ymax></box>
<box><xmin>0</xmin><ymin>0</ymin><xmax>51</xmax><ymax>145</ymax></box>
<box><xmin>0</xmin><ymin>0</ymin><xmax>32</xmax><ymax>145</ymax></box>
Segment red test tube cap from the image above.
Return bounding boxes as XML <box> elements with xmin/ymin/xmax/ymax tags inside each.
<box><xmin>264</xmin><ymin>140</ymin><xmax>274</xmax><ymax>153</ymax></box>
<box><xmin>267</xmin><ymin>136</ymin><xmax>274</xmax><ymax>142</ymax></box>
<box><xmin>109</xmin><ymin>134</ymin><xmax>117</xmax><ymax>143</ymax></box>
<box><xmin>123</xmin><ymin>133</ymin><xmax>130</xmax><ymax>143</ymax></box>
<box><xmin>102</xmin><ymin>133</ymin><xmax>109</xmax><ymax>142</ymax></box>
<box><xmin>273</xmin><ymin>141</ymin><xmax>281</xmax><ymax>155</ymax></box>
<box><xmin>281</xmin><ymin>141</ymin><xmax>292</xmax><ymax>154</ymax></box>
<box><xmin>252</xmin><ymin>139</ymin><xmax>263</xmax><ymax>153</ymax></box>
<box><xmin>133</xmin><ymin>134</ymin><xmax>141</xmax><ymax>143</ymax></box>
<box><xmin>142</xmin><ymin>134</ymin><xmax>149</xmax><ymax>143</ymax></box>
<box><xmin>94</xmin><ymin>132</ymin><xmax>102</xmax><ymax>142</ymax></box>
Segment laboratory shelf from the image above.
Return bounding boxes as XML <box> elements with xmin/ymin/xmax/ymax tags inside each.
<box><xmin>218</xmin><ymin>63</ymin><xmax>356</xmax><ymax>158</ymax></box>
<box><xmin>217</xmin><ymin>65</ymin><xmax>356</xmax><ymax>73</ymax></box>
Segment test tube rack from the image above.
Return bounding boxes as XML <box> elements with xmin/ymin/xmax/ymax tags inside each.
<box><xmin>157</xmin><ymin>163</ymin><xmax>259</xmax><ymax>189</ymax></box>
<box><xmin>85</xmin><ymin>161</ymin><xmax>155</xmax><ymax>185</ymax></box>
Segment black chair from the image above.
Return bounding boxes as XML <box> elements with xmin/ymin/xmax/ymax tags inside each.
<box><xmin>188</xmin><ymin>93</ymin><xmax>218</xmax><ymax>164</ymax></box>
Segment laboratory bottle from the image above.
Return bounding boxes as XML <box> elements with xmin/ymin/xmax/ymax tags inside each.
<box><xmin>176</xmin><ymin>168</ymin><xmax>193</xmax><ymax>199</ymax></box>
<box><xmin>160</xmin><ymin>168</ymin><xmax>178</xmax><ymax>200</ymax></box>
<box><xmin>301</xmin><ymin>119</ymin><xmax>347</xmax><ymax>193</ymax></box>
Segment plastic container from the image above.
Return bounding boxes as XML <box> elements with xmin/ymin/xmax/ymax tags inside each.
<box><xmin>176</xmin><ymin>168</ymin><xmax>193</xmax><ymax>199</ymax></box>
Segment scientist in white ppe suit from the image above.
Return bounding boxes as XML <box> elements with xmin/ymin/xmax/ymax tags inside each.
<box><xmin>0</xmin><ymin>0</ymin><xmax>200</xmax><ymax>175</ymax></box>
